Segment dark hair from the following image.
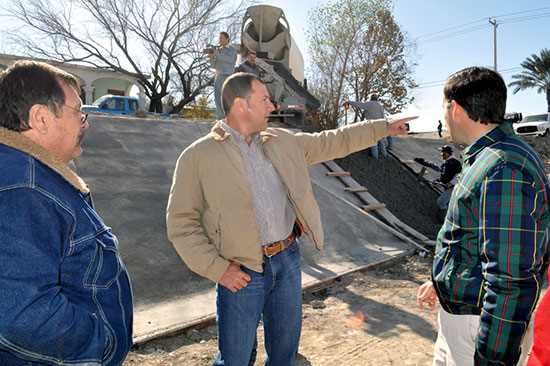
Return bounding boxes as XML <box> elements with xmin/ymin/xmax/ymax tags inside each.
<box><xmin>444</xmin><ymin>66</ymin><xmax>506</xmax><ymax>125</ymax></box>
<box><xmin>222</xmin><ymin>72</ymin><xmax>263</xmax><ymax>113</ymax></box>
<box><xmin>440</xmin><ymin>145</ymin><xmax>453</xmax><ymax>154</ymax></box>
<box><xmin>0</xmin><ymin>60</ymin><xmax>80</xmax><ymax>132</ymax></box>
<box><xmin>220</xmin><ymin>31</ymin><xmax>230</xmax><ymax>40</ymax></box>
<box><xmin>248</xmin><ymin>51</ymin><xmax>256</xmax><ymax>56</ymax></box>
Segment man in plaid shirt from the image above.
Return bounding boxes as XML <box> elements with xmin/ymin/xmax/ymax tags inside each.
<box><xmin>417</xmin><ymin>66</ymin><xmax>550</xmax><ymax>366</ymax></box>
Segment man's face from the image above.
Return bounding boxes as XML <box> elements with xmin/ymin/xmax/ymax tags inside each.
<box><xmin>247</xmin><ymin>53</ymin><xmax>256</xmax><ymax>65</ymax></box>
<box><xmin>219</xmin><ymin>34</ymin><xmax>229</xmax><ymax>46</ymax></box>
<box><xmin>47</xmin><ymin>81</ymin><xmax>89</xmax><ymax>163</ymax></box>
<box><xmin>441</xmin><ymin>151</ymin><xmax>450</xmax><ymax>160</ymax></box>
<box><xmin>244</xmin><ymin>80</ymin><xmax>275</xmax><ymax>133</ymax></box>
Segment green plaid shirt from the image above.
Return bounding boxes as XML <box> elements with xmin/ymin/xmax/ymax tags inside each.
<box><xmin>432</xmin><ymin>122</ymin><xmax>550</xmax><ymax>366</ymax></box>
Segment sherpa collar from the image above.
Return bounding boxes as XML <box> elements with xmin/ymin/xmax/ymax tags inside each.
<box><xmin>211</xmin><ymin>120</ymin><xmax>277</xmax><ymax>142</ymax></box>
<box><xmin>0</xmin><ymin>126</ymin><xmax>89</xmax><ymax>194</ymax></box>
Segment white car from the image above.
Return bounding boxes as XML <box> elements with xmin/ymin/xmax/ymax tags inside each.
<box><xmin>514</xmin><ymin>113</ymin><xmax>550</xmax><ymax>137</ymax></box>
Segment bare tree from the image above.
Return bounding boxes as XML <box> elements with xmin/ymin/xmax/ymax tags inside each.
<box><xmin>306</xmin><ymin>0</ymin><xmax>415</xmax><ymax>128</ymax></box>
<box><xmin>4</xmin><ymin>0</ymin><xmax>249</xmax><ymax>112</ymax></box>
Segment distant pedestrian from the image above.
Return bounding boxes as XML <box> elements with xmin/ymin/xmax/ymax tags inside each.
<box><xmin>437</xmin><ymin>120</ymin><xmax>442</xmax><ymax>137</ymax></box>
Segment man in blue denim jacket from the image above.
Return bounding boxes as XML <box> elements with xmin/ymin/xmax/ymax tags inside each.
<box><xmin>0</xmin><ymin>61</ymin><xmax>133</xmax><ymax>365</ymax></box>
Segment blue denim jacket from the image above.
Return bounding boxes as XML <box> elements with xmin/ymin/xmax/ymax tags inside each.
<box><xmin>0</xmin><ymin>127</ymin><xmax>133</xmax><ymax>365</ymax></box>
<box><xmin>209</xmin><ymin>45</ymin><xmax>237</xmax><ymax>75</ymax></box>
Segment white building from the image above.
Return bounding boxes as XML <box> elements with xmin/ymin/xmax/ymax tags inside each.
<box><xmin>0</xmin><ymin>54</ymin><xmax>148</xmax><ymax>110</ymax></box>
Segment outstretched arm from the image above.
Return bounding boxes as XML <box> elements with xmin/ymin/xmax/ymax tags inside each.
<box><xmin>387</xmin><ymin>116</ymin><xmax>418</xmax><ymax>136</ymax></box>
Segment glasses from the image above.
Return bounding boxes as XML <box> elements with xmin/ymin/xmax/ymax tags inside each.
<box><xmin>62</xmin><ymin>103</ymin><xmax>88</xmax><ymax>124</ymax></box>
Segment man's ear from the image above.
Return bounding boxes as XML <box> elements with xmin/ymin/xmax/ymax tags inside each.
<box><xmin>234</xmin><ymin>97</ymin><xmax>248</xmax><ymax>112</ymax></box>
<box><xmin>451</xmin><ymin>100</ymin><xmax>462</xmax><ymax>121</ymax></box>
<box><xmin>27</xmin><ymin>104</ymin><xmax>51</xmax><ymax>135</ymax></box>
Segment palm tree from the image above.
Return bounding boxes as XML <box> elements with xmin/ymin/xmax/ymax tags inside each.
<box><xmin>509</xmin><ymin>48</ymin><xmax>550</xmax><ymax>112</ymax></box>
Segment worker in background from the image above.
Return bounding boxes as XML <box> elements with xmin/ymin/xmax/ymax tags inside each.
<box><xmin>365</xmin><ymin>93</ymin><xmax>391</xmax><ymax>158</ymax></box>
<box><xmin>235</xmin><ymin>51</ymin><xmax>262</xmax><ymax>77</ymax></box>
<box><xmin>433</xmin><ymin>145</ymin><xmax>461</xmax><ymax>211</ymax></box>
<box><xmin>209</xmin><ymin>31</ymin><xmax>237</xmax><ymax>120</ymax></box>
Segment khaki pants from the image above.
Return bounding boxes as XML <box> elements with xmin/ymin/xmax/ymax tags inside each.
<box><xmin>433</xmin><ymin>309</ymin><xmax>534</xmax><ymax>366</ymax></box>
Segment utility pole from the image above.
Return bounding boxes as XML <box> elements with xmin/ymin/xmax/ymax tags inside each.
<box><xmin>488</xmin><ymin>18</ymin><xmax>498</xmax><ymax>72</ymax></box>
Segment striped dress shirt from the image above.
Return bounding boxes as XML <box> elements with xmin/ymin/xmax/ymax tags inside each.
<box><xmin>222</xmin><ymin>123</ymin><xmax>296</xmax><ymax>246</ymax></box>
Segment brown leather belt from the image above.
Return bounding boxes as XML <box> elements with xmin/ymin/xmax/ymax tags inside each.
<box><xmin>262</xmin><ymin>232</ymin><xmax>296</xmax><ymax>257</ymax></box>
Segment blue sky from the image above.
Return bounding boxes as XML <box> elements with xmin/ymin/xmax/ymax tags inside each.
<box><xmin>1</xmin><ymin>0</ymin><xmax>547</xmax><ymax>132</ymax></box>
<box><xmin>264</xmin><ymin>0</ymin><xmax>550</xmax><ymax>132</ymax></box>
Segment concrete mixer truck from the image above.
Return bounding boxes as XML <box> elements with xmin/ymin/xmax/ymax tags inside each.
<box><xmin>237</xmin><ymin>5</ymin><xmax>320</xmax><ymax>126</ymax></box>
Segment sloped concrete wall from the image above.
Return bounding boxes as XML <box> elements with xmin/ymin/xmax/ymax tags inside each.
<box><xmin>75</xmin><ymin>115</ymin><xmax>412</xmax><ymax>342</ymax></box>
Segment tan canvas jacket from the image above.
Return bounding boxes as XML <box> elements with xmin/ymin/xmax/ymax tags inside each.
<box><xmin>166</xmin><ymin>119</ymin><xmax>388</xmax><ymax>283</ymax></box>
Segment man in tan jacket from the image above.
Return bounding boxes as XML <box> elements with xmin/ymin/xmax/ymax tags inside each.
<box><xmin>167</xmin><ymin>72</ymin><xmax>414</xmax><ymax>365</ymax></box>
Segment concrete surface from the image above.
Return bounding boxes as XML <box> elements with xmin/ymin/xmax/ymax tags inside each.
<box><xmin>74</xmin><ymin>115</ymin><xmax>414</xmax><ymax>343</ymax></box>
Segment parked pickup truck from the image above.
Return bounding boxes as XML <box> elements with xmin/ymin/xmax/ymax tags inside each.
<box><xmin>514</xmin><ymin>113</ymin><xmax>550</xmax><ymax>137</ymax></box>
<box><xmin>82</xmin><ymin>95</ymin><xmax>139</xmax><ymax>115</ymax></box>
<box><xmin>82</xmin><ymin>95</ymin><xmax>185</xmax><ymax>119</ymax></box>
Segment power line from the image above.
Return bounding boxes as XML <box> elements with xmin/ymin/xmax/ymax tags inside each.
<box><xmin>414</xmin><ymin>7</ymin><xmax>550</xmax><ymax>45</ymax></box>
<box><xmin>415</xmin><ymin>18</ymin><xmax>487</xmax><ymax>40</ymax></box>
<box><xmin>500</xmin><ymin>13</ymin><xmax>550</xmax><ymax>25</ymax></box>
<box><xmin>410</xmin><ymin>7</ymin><xmax>548</xmax><ymax>90</ymax></box>
<box><xmin>499</xmin><ymin>67</ymin><xmax>523</xmax><ymax>74</ymax></box>
<box><xmin>415</xmin><ymin>7</ymin><xmax>550</xmax><ymax>40</ymax></box>
<box><xmin>490</xmin><ymin>7</ymin><xmax>550</xmax><ymax>20</ymax></box>
<box><xmin>416</xmin><ymin>67</ymin><xmax>523</xmax><ymax>89</ymax></box>
<box><xmin>418</xmin><ymin>24</ymin><xmax>489</xmax><ymax>45</ymax></box>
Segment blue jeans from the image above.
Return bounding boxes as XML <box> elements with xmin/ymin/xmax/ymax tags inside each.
<box><xmin>386</xmin><ymin>135</ymin><xmax>393</xmax><ymax>149</ymax></box>
<box><xmin>215</xmin><ymin>74</ymin><xmax>230</xmax><ymax>120</ymax></box>
<box><xmin>437</xmin><ymin>187</ymin><xmax>453</xmax><ymax>210</ymax></box>
<box><xmin>369</xmin><ymin>139</ymin><xmax>388</xmax><ymax>158</ymax></box>
<box><xmin>213</xmin><ymin>240</ymin><xmax>302</xmax><ymax>366</ymax></box>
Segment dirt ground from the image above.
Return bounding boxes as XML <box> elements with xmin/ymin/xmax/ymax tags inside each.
<box><xmin>123</xmin><ymin>132</ymin><xmax>550</xmax><ymax>366</ymax></box>
<box><xmin>125</xmin><ymin>255</ymin><xmax>436</xmax><ymax>366</ymax></box>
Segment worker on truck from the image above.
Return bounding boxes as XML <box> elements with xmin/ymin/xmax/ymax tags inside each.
<box><xmin>208</xmin><ymin>31</ymin><xmax>237</xmax><ymax>120</ymax></box>
<box><xmin>235</xmin><ymin>51</ymin><xmax>262</xmax><ymax>77</ymax></box>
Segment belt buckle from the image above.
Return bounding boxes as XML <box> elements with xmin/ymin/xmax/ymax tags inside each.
<box><xmin>265</xmin><ymin>249</ymin><xmax>276</xmax><ymax>258</ymax></box>
<box><xmin>264</xmin><ymin>243</ymin><xmax>280</xmax><ymax>258</ymax></box>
